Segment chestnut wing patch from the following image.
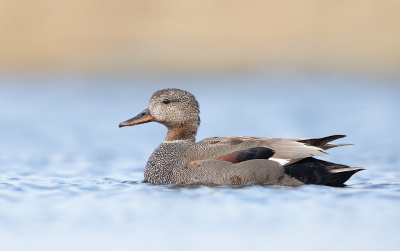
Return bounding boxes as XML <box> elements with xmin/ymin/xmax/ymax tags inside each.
<box><xmin>215</xmin><ymin>147</ymin><xmax>275</xmax><ymax>163</ymax></box>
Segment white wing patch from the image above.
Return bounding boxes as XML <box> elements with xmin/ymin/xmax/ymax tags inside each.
<box><xmin>329</xmin><ymin>167</ymin><xmax>365</xmax><ymax>173</ymax></box>
<box><xmin>269</xmin><ymin>158</ymin><xmax>291</xmax><ymax>165</ymax></box>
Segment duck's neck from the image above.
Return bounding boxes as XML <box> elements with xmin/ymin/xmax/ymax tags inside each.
<box><xmin>165</xmin><ymin>125</ymin><xmax>197</xmax><ymax>142</ymax></box>
<box><xmin>144</xmin><ymin>123</ymin><xmax>198</xmax><ymax>184</ymax></box>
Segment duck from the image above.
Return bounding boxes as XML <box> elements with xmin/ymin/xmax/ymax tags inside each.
<box><xmin>119</xmin><ymin>88</ymin><xmax>364</xmax><ymax>187</ymax></box>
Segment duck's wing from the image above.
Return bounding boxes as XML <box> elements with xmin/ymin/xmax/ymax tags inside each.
<box><xmin>182</xmin><ymin>135</ymin><xmax>362</xmax><ymax>187</ymax></box>
<box><xmin>214</xmin><ymin>146</ymin><xmax>275</xmax><ymax>163</ymax></box>
<box><xmin>185</xmin><ymin>135</ymin><xmax>348</xmax><ymax>164</ymax></box>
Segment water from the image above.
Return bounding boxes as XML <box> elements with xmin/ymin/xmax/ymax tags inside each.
<box><xmin>1</xmin><ymin>73</ymin><xmax>400</xmax><ymax>250</ymax></box>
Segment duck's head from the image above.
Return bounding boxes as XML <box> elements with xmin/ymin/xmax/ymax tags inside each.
<box><xmin>119</xmin><ymin>88</ymin><xmax>200</xmax><ymax>141</ymax></box>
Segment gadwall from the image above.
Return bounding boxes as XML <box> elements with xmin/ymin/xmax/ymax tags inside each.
<box><xmin>119</xmin><ymin>88</ymin><xmax>364</xmax><ymax>186</ymax></box>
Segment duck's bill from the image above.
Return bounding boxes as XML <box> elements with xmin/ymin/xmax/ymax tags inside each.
<box><xmin>119</xmin><ymin>109</ymin><xmax>155</xmax><ymax>127</ymax></box>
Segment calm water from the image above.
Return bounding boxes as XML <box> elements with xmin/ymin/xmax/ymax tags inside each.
<box><xmin>1</xmin><ymin>73</ymin><xmax>400</xmax><ymax>250</ymax></box>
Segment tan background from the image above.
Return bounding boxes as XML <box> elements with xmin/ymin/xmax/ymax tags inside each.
<box><xmin>1</xmin><ymin>0</ymin><xmax>399</xmax><ymax>74</ymax></box>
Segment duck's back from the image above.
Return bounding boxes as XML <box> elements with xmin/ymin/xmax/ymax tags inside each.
<box><xmin>185</xmin><ymin>136</ymin><xmax>327</xmax><ymax>163</ymax></box>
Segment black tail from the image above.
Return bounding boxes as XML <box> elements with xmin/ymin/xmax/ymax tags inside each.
<box><xmin>298</xmin><ymin>135</ymin><xmax>351</xmax><ymax>150</ymax></box>
<box><xmin>284</xmin><ymin>157</ymin><xmax>364</xmax><ymax>187</ymax></box>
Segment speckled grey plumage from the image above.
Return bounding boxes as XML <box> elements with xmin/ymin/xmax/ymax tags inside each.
<box><xmin>120</xmin><ymin>88</ymin><xmax>364</xmax><ymax>186</ymax></box>
<box><xmin>144</xmin><ymin>140</ymin><xmax>191</xmax><ymax>185</ymax></box>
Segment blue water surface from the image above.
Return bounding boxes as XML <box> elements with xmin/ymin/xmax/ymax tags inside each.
<box><xmin>0</xmin><ymin>73</ymin><xmax>399</xmax><ymax>250</ymax></box>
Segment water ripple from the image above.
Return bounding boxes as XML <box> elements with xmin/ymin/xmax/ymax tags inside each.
<box><xmin>1</xmin><ymin>75</ymin><xmax>400</xmax><ymax>251</ymax></box>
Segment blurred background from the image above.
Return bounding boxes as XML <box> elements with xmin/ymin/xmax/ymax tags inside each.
<box><xmin>1</xmin><ymin>0</ymin><xmax>399</xmax><ymax>75</ymax></box>
<box><xmin>1</xmin><ymin>1</ymin><xmax>400</xmax><ymax>251</ymax></box>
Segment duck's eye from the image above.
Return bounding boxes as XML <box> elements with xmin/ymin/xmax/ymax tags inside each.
<box><xmin>163</xmin><ymin>99</ymin><xmax>170</xmax><ymax>104</ymax></box>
